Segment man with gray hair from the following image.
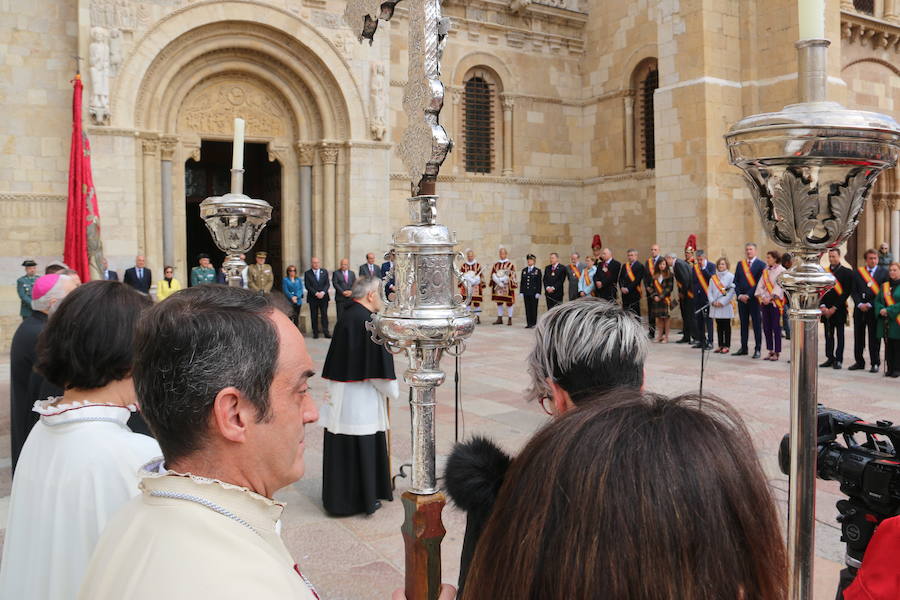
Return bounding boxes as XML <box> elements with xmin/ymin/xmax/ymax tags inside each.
<box><xmin>445</xmin><ymin>297</ymin><xmax>648</xmax><ymax>595</ymax></box>
<box><xmin>9</xmin><ymin>273</ymin><xmax>78</xmax><ymax>473</ymax></box>
<box><xmin>690</xmin><ymin>249</ymin><xmax>716</xmax><ymax>350</ymax></box>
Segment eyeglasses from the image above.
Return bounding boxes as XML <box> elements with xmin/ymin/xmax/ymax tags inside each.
<box><xmin>538</xmin><ymin>396</ymin><xmax>554</xmax><ymax>416</ymax></box>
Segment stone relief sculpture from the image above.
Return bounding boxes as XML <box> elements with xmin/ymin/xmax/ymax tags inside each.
<box><xmin>109</xmin><ymin>28</ymin><xmax>123</xmax><ymax>77</ymax></box>
<box><xmin>369</xmin><ymin>62</ymin><xmax>387</xmax><ymax>141</ymax></box>
<box><xmin>89</xmin><ymin>27</ymin><xmax>110</xmax><ymax>125</ymax></box>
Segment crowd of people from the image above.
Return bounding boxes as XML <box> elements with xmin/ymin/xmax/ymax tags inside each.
<box><xmin>5</xmin><ymin>243</ymin><xmax>900</xmax><ymax>599</ymax></box>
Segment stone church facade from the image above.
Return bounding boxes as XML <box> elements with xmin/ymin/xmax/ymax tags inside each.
<box><xmin>1</xmin><ymin>0</ymin><xmax>899</xmax><ymax>344</ymax></box>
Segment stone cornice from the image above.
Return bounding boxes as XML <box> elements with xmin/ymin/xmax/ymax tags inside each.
<box><xmin>841</xmin><ymin>10</ymin><xmax>900</xmax><ymax>52</ymax></box>
<box><xmin>0</xmin><ymin>193</ymin><xmax>67</xmax><ymax>203</ymax></box>
<box><xmin>389</xmin><ymin>169</ymin><xmax>655</xmax><ymax>187</ymax></box>
<box><xmin>396</xmin><ymin>84</ymin><xmax>630</xmax><ymax>108</ymax></box>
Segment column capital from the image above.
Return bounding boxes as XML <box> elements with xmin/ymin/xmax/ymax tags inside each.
<box><xmin>296</xmin><ymin>142</ymin><xmax>316</xmax><ymax>166</ymax></box>
<box><xmin>141</xmin><ymin>138</ymin><xmax>159</xmax><ymax>156</ymax></box>
<box><xmin>500</xmin><ymin>94</ymin><xmax>515</xmax><ymax>111</ymax></box>
<box><xmin>160</xmin><ymin>137</ymin><xmax>178</xmax><ymax>161</ymax></box>
<box><xmin>318</xmin><ymin>142</ymin><xmax>339</xmax><ymax>165</ymax></box>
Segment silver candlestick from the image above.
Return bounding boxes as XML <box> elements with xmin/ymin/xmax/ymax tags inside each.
<box><xmin>200</xmin><ymin>168</ymin><xmax>272</xmax><ymax>287</ymax></box>
<box><xmin>725</xmin><ymin>39</ymin><xmax>900</xmax><ymax>600</ymax></box>
<box><xmin>345</xmin><ymin>1</ymin><xmax>471</xmax><ymax>598</ymax></box>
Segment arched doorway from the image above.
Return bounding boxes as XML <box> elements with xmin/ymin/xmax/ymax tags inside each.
<box><xmin>185</xmin><ymin>141</ymin><xmax>283</xmax><ymax>286</ymax></box>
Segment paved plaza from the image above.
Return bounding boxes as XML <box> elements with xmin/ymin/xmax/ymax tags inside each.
<box><xmin>0</xmin><ymin>311</ymin><xmax>898</xmax><ymax>599</ymax></box>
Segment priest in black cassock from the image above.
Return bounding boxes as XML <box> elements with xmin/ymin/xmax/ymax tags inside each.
<box><xmin>321</xmin><ymin>276</ymin><xmax>397</xmax><ymax>516</ymax></box>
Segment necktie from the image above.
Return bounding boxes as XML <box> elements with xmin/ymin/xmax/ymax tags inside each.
<box><xmin>344</xmin><ymin>271</ymin><xmax>349</xmax><ymax>283</ymax></box>
<box><xmin>138</xmin><ymin>268</ymin><xmax>143</xmax><ymax>279</ymax></box>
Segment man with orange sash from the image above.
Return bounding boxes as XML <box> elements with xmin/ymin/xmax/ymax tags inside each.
<box><xmin>618</xmin><ymin>249</ymin><xmax>647</xmax><ymax>318</ymax></box>
<box><xmin>848</xmin><ymin>248</ymin><xmax>888</xmax><ymax>372</ymax></box>
<box><xmin>644</xmin><ymin>244</ymin><xmax>662</xmax><ymax>339</ymax></box>
<box><xmin>732</xmin><ymin>242</ymin><xmax>766</xmax><ymax>359</ymax></box>
<box><xmin>690</xmin><ymin>249</ymin><xmax>715</xmax><ymax>350</ymax></box>
<box><xmin>819</xmin><ymin>248</ymin><xmax>853</xmax><ymax>370</ymax></box>
<box><xmin>565</xmin><ymin>252</ymin><xmax>586</xmax><ymax>301</ymax></box>
<box><xmin>673</xmin><ymin>236</ymin><xmax>697</xmax><ymax>344</ymax></box>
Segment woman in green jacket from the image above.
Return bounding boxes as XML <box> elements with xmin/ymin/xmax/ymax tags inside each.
<box><xmin>875</xmin><ymin>261</ymin><xmax>900</xmax><ymax>378</ymax></box>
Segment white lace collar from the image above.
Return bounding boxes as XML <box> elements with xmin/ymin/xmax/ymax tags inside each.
<box><xmin>33</xmin><ymin>396</ymin><xmax>135</xmax><ymax>427</ymax></box>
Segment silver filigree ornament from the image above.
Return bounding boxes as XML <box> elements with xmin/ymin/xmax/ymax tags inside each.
<box><xmin>344</xmin><ymin>0</ymin><xmax>452</xmax><ymax>193</ymax></box>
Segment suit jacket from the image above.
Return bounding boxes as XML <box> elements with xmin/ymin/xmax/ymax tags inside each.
<box><xmin>124</xmin><ymin>267</ymin><xmax>152</xmax><ymax>294</ymax></box>
<box><xmin>821</xmin><ymin>264</ymin><xmax>853</xmax><ymax>321</ymax></box>
<box><xmin>542</xmin><ymin>264</ymin><xmax>566</xmax><ymax>301</ymax></box>
<box><xmin>358</xmin><ymin>263</ymin><xmax>379</xmax><ymax>279</ymax></box>
<box><xmin>520</xmin><ymin>266</ymin><xmax>542</xmax><ymax>296</ymax></box>
<box><xmin>851</xmin><ymin>265</ymin><xmax>889</xmax><ymax>308</ymax></box>
<box><xmin>593</xmin><ymin>259</ymin><xmax>621</xmax><ymax>301</ymax></box>
<box><xmin>332</xmin><ymin>269</ymin><xmax>356</xmax><ymax>303</ymax></box>
<box><xmin>690</xmin><ymin>260</ymin><xmax>716</xmax><ymax>306</ymax></box>
<box><xmin>381</xmin><ymin>261</ymin><xmax>395</xmax><ymax>295</ymax></box>
<box><xmin>304</xmin><ymin>268</ymin><xmax>330</xmax><ymax>302</ymax></box>
<box><xmin>673</xmin><ymin>258</ymin><xmax>693</xmax><ymax>298</ymax></box>
<box><xmin>565</xmin><ymin>262</ymin><xmax>586</xmax><ymax>300</ymax></box>
<box><xmin>104</xmin><ymin>270</ymin><xmax>119</xmax><ymax>281</ymax></box>
<box><xmin>618</xmin><ymin>260</ymin><xmax>647</xmax><ymax>306</ymax></box>
<box><xmin>733</xmin><ymin>257</ymin><xmax>766</xmax><ymax>298</ymax></box>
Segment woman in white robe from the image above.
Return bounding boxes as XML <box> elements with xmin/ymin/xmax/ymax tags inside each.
<box><xmin>0</xmin><ymin>281</ymin><xmax>161</xmax><ymax>600</ymax></box>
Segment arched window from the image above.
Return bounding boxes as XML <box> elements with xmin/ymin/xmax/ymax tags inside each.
<box><xmin>632</xmin><ymin>59</ymin><xmax>658</xmax><ymax>171</ymax></box>
<box><xmin>853</xmin><ymin>0</ymin><xmax>875</xmax><ymax>15</ymax></box>
<box><xmin>463</xmin><ymin>74</ymin><xmax>496</xmax><ymax>174</ymax></box>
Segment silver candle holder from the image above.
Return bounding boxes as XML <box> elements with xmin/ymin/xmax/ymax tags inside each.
<box><xmin>200</xmin><ymin>168</ymin><xmax>272</xmax><ymax>287</ymax></box>
<box><xmin>725</xmin><ymin>39</ymin><xmax>900</xmax><ymax>600</ymax></box>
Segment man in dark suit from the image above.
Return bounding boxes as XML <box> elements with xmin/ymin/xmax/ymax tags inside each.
<box><xmin>643</xmin><ymin>244</ymin><xmax>662</xmax><ymax>339</ymax></box>
<box><xmin>618</xmin><ymin>248</ymin><xmax>647</xmax><ymax>318</ymax></box>
<box><xmin>819</xmin><ymin>248</ymin><xmax>853</xmax><ymax>370</ymax></box>
<box><xmin>670</xmin><ymin>253</ymin><xmax>694</xmax><ymax>344</ymax></box>
<box><xmin>732</xmin><ymin>243</ymin><xmax>766</xmax><ymax>359</ymax></box>
<box><xmin>332</xmin><ymin>258</ymin><xmax>357</xmax><ymax>322</ymax></box>
<box><xmin>520</xmin><ymin>254</ymin><xmax>542</xmax><ymax>328</ymax></box>
<box><xmin>123</xmin><ymin>255</ymin><xmax>152</xmax><ymax>294</ymax></box>
<box><xmin>849</xmin><ymin>248</ymin><xmax>890</xmax><ymax>372</ymax></box>
<box><xmin>305</xmin><ymin>256</ymin><xmax>331</xmax><ymax>339</ymax></box>
<box><xmin>542</xmin><ymin>253</ymin><xmax>566</xmax><ymax>310</ymax></box>
<box><xmin>565</xmin><ymin>252</ymin><xmax>586</xmax><ymax>302</ymax></box>
<box><xmin>690</xmin><ymin>250</ymin><xmax>715</xmax><ymax>350</ymax></box>
<box><xmin>380</xmin><ymin>250</ymin><xmax>396</xmax><ymax>298</ymax></box>
<box><xmin>101</xmin><ymin>258</ymin><xmax>118</xmax><ymax>281</ymax></box>
<box><xmin>359</xmin><ymin>252</ymin><xmax>379</xmax><ymax>279</ymax></box>
<box><xmin>593</xmin><ymin>248</ymin><xmax>620</xmax><ymax>303</ymax></box>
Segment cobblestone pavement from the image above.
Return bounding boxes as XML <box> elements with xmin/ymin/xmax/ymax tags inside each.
<box><xmin>1</xmin><ymin>313</ymin><xmax>898</xmax><ymax>599</ymax></box>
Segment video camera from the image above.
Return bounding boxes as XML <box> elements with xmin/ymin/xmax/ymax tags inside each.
<box><xmin>778</xmin><ymin>405</ymin><xmax>900</xmax><ymax>595</ymax></box>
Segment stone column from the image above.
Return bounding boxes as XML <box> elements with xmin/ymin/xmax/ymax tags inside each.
<box><xmin>624</xmin><ymin>92</ymin><xmax>636</xmax><ymax>172</ymax></box>
<box><xmin>501</xmin><ymin>95</ymin><xmax>514</xmax><ymax>176</ymax></box>
<box><xmin>297</xmin><ymin>143</ymin><xmax>314</xmax><ymax>269</ymax></box>
<box><xmin>141</xmin><ymin>138</ymin><xmax>162</xmax><ymax>272</ymax></box>
<box><xmin>886</xmin><ymin>0</ymin><xmax>899</xmax><ymax>20</ymax></box>
<box><xmin>891</xmin><ymin>202</ymin><xmax>900</xmax><ymax>259</ymax></box>
<box><xmin>875</xmin><ymin>197</ymin><xmax>887</xmax><ymax>249</ymax></box>
<box><xmin>452</xmin><ymin>89</ymin><xmax>463</xmax><ymax>174</ymax></box>
<box><xmin>160</xmin><ymin>138</ymin><xmax>177</xmax><ymax>268</ymax></box>
<box><xmin>864</xmin><ymin>196</ymin><xmax>876</xmax><ymax>250</ymax></box>
<box><xmin>319</xmin><ymin>143</ymin><xmax>338</xmax><ymax>269</ymax></box>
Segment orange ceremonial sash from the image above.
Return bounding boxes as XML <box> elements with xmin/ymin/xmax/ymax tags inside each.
<box><xmin>830</xmin><ymin>267</ymin><xmax>844</xmax><ymax>296</ymax></box>
<box><xmin>859</xmin><ymin>267</ymin><xmax>879</xmax><ymax>296</ymax></box>
<box><xmin>653</xmin><ymin>278</ymin><xmax>670</xmax><ymax>306</ymax></box>
<box><xmin>625</xmin><ymin>263</ymin><xmax>642</xmax><ymax>296</ymax></box>
<box><xmin>569</xmin><ymin>263</ymin><xmax>581</xmax><ymax>280</ymax></box>
<box><xmin>711</xmin><ymin>274</ymin><xmax>727</xmax><ymax>296</ymax></box>
<box><xmin>740</xmin><ymin>260</ymin><xmax>757</xmax><ymax>287</ymax></box>
<box><xmin>693</xmin><ymin>263</ymin><xmax>709</xmax><ymax>296</ymax></box>
<box><xmin>647</xmin><ymin>258</ymin><xmax>655</xmax><ymax>275</ymax></box>
<box><xmin>583</xmin><ymin>268</ymin><xmax>592</xmax><ymax>287</ymax></box>
<box><xmin>763</xmin><ymin>269</ymin><xmax>785</xmax><ymax>316</ymax></box>
<box><xmin>883</xmin><ymin>282</ymin><xmax>900</xmax><ymax>327</ymax></box>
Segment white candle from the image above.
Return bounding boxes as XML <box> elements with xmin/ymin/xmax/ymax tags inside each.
<box><xmin>232</xmin><ymin>117</ymin><xmax>245</xmax><ymax>170</ymax></box>
<box><xmin>798</xmin><ymin>0</ymin><xmax>825</xmax><ymax>40</ymax></box>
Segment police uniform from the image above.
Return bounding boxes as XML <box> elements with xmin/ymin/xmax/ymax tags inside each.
<box><xmin>520</xmin><ymin>255</ymin><xmax>542</xmax><ymax>328</ymax></box>
<box><xmin>16</xmin><ymin>260</ymin><xmax>37</xmax><ymax>319</ymax></box>
<box><xmin>247</xmin><ymin>252</ymin><xmax>274</xmax><ymax>293</ymax></box>
<box><xmin>190</xmin><ymin>254</ymin><xmax>217</xmax><ymax>287</ymax></box>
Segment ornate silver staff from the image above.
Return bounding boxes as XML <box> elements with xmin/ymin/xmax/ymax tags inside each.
<box><xmin>725</xmin><ymin>30</ymin><xmax>900</xmax><ymax>600</ymax></box>
<box><xmin>200</xmin><ymin>120</ymin><xmax>273</xmax><ymax>287</ymax></box>
<box><xmin>345</xmin><ymin>2</ymin><xmax>474</xmax><ymax>599</ymax></box>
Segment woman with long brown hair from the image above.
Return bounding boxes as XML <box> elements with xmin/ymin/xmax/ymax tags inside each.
<box><xmin>462</xmin><ymin>391</ymin><xmax>787</xmax><ymax>600</ymax></box>
<box><xmin>649</xmin><ymin>256</ymin><xmax>674</xmax><ymax>342</ymax></box>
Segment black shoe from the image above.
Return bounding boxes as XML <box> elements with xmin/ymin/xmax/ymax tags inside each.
<box><xmin>888</xmin><ymin>372</ymin><xmax>900</xmax><ymax>378</ymax></box>
<box><xmin>691</xmin><ymin>342</ymin><xmax>702</xmax><ymax>349</ymax></box>
<box><xmin>734</xmin><ymin>348</ymin><xmax>749</xmax><ymax>356</ymax></box>
<box><xmin>313</xmin><ymin>333</ymin><xmax>319</xmax><ymax>339</ymax></box>
<box><xmin>847</xmin><ymin>363</ymin><xmax>865</xmax><ymax>371</ymax></box>
<box><xmin>525</xmin><ymin>324</ymin><xmax>534</xmax><ymax>329</ymax></box>
<box><xmin>323</xmin><ymin>332</ymin><xmax>331</xmax><ymax>338</ymax></box>
<box><xmin>675</xmin><ymin>338</ymin><xmax>691</xmax><ymax>344</ymax></box>
<box><xmin>752</xmin><ymin>350</ymin><xmax>761</xmax><ymax>359</ymax></box>
<box><xmin>819</xmin><ymin>359</ymin><xmax>833</xmax><ymax>368</ymax></box>
<box><xmin>833</xmin><ymin>361</ymin><xmax>842</xmax><ymax>370</ymax></box>
<box><xmin>870</xmin><ymin>364</ymin><xmax>880</xmax><ymax>373</ymax></box>
<box><xmin>785</xmin><ymin>333</ymin><xmax>791</xmax><ymax>340</ymax></box>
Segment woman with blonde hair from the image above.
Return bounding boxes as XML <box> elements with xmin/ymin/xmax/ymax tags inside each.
<box><xmin>708</xmin><ymin>257</ymin><xmax>736</xmax><ymax>353</ymax></box>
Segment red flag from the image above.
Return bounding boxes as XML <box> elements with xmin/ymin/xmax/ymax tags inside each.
<box><xmin>65</xmin><ymin>74</ymin><xmax>103</xmax><ymax>282</ymax></box>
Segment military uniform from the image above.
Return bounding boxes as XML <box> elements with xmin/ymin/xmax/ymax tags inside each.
<box><xmin>520</xmin><ymin>258</ymin><xmax>542</xmax><ymax>328</ymax></box>
<box><xmin>16</xmin><ymin>260</ymin><xmax>37</xmax><ymax>319</ymax></box>
<box><xmin>190</xmin><ymin>266</ymin><xmax>216</xmax><ymax>287</ymax></box>
<box><xmin>247</xmin><ymin>253</ymin><xmax>274</xmax><ymax>293</ymax></box>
